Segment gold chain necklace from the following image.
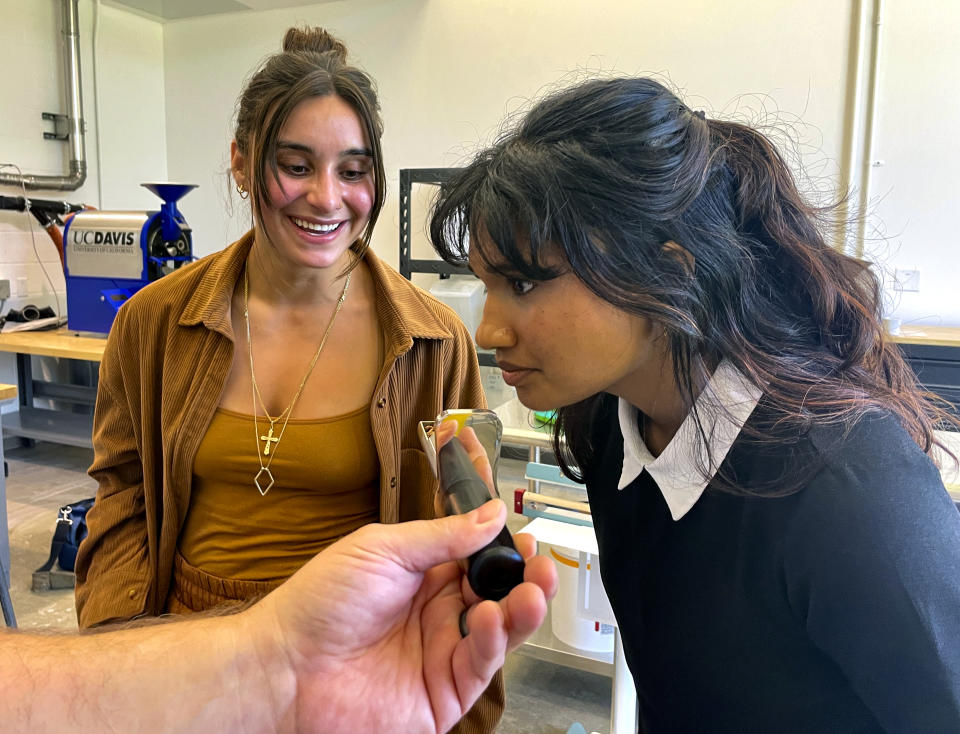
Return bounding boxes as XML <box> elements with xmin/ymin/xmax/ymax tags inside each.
<box><xmin>244</xmin><ymin>265</ymin><xmax>352</xmax><ymax>496</ymax></box>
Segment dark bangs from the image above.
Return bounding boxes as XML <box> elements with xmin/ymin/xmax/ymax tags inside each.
<box><xmin>430</xmin><ymin>142</ymin><xmax>590</xmax><ymax>283</ymax></box>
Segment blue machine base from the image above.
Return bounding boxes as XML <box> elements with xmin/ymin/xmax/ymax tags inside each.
<box><xmin>65</xmin><ymin>277</ymin><xmax>145</xmax><ymax>334</ymax></box>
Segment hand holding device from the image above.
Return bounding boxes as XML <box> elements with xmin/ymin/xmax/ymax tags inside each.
<box><xmin>437</xmin><ymin>433</ymin><xmax>526</xmax><ymax>601</ymax></box>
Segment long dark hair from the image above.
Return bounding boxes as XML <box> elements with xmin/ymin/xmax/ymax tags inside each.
<box><xmin>430</xmin><ymin>76</ymin><xmax>955</xmax><ymax>493</ymax></box>
<box><xmin>234</xmin><ymin>26</ymin><xmax>385</xmax><ymax>261</ymax></box>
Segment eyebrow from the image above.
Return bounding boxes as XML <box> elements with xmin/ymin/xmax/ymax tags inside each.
<box><xmin>277</xmin><ymin>141</ymin><xmax>373</xmax><ymax>158</ymax></box>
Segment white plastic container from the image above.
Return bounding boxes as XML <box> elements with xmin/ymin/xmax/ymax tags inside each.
<box><xmin>428</xmin><ymin>276</ymin><xmax>486</xmax><ymax>340</ymax></box>
<box><xmin>547</xmin><ymin>544</ymin><xmax>615</xmax><ymax>653</ymax></box>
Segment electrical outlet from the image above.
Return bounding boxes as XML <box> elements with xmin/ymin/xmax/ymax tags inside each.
<box><xmin>16</xmin><ymin>276</ymin><xmax>28</xmax><ymax>297</ymax></box>
<box><xmin>0</xmin><ymin>279</ymin><xmax>9</xmax><ymax>300</ymax></box>
<box><xmin>895</xmin><ymin>268</ymin><xmax>920</xmax><ymax>292</ymax></box>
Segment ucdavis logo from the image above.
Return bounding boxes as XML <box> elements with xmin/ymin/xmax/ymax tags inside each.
<box><xmin>72</xmin><ymin>230</ymin><xmax>136</xmax><ymax>246</ymax></box>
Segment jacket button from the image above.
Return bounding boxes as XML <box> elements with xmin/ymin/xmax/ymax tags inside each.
<box><xmin>389</xmin><ymin>476</ymin><xmax>397</xmax><ymax>488</ymax></box>
<box><xmin>127</xmin><ymin>588</ymin><xmax>137</xmax><ymax>599</ymax></box>
<box><xmin>377</xmin><ymin>397</ymin><xmax>387</xmax><ymax>408</ymax></box>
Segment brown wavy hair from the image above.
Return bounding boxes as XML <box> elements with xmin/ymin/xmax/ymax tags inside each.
<box><xmin>430</xmin><ymin>77</ymin><xmax>957</xmax><ymax>493</ymax></box>
<box><xmin>234</xmin><ymin>26</ymin><xmax>385</xmax><ymax>261</ymax></box>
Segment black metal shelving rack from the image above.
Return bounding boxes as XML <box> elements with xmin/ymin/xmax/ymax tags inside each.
<box><xmin>398</xmin><ymin>167</ymin><xmax>497</xmax><ymax>367</ymax></box>
<box><xmin>398</xmin><ymin>167</ymin><xmax>469</xmax><ymax>279</ymax></box>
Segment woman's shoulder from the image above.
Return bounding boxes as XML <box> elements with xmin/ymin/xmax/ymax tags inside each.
<box><xmin>124</xmin><ymin>244</ymin><xmax>237</xmax><ymax>313</ymax></box>
<box><xmin>109</xmin><ymin>243</ymin><xmax>240</xmax><ymax>343</ymax></box>
<box><xmin>808</xmin><ymin>411</ymin><xmax>934</xmax><ymax>477</ymax></box>
<box><xmin>363</xmin><ymin>249</ymin><xmax>475</xmax><ymax>341</ymax></box>
<box><xmin>797</xmin><ymin>411</ymin><xmax>949</xmax><ymax>519</ymax></box>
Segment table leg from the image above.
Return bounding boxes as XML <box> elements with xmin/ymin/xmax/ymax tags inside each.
<box><xmin>14</xmin><ymin>352</ymin><xmax>35</xmax><ymax>447</ymax></box>
<box><xmin>16</xmin><ymin>352</ymin><xmax>33</xmax><ymax>408</ymax></box>
<box><xmin>528</xmin><ymin>444</ymin><xmax>542</xmax><ymax>492</ymax></box>
<box><xmin>609</xmin><ymin>629</ymin><xmax>637</xmax><ymax>734</ymax></box>
<box><xmin>0</xmin><ymin>420</ymin><xmax>15</xmax><ymax>627</ymax></box>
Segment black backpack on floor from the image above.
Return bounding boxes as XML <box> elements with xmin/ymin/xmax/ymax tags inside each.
<box><xmin>36</xmin><ymin>497</ymin><xmax>95</xmax><ymax>574</ymax></box>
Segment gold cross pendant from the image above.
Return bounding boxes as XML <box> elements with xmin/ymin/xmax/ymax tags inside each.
<box><xmin>260</xmin><ymin>425</ymin><xmax>280</xmax><ymax>455</ymax></box>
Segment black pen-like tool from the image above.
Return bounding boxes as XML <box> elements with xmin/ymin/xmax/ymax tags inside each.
<box><xmin>438</xmin><ymin>435</ymin><xmax>526</xmax><ymax>601</ymax></box>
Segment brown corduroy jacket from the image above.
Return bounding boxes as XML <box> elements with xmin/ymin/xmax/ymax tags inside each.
<box><xmin>74</xmin><ymin>232</ymin><xmax>503</xmax><ymax>732</ymax></box>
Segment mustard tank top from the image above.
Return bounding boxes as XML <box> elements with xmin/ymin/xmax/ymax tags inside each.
<box><xmin>179</xmin><ymin>405</ymin><xmax>380</xmax><ymax>581</ymax></box>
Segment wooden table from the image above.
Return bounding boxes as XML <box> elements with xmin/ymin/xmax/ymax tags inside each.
<box><xmin>890</xmin><ymin>324</ymin><xmax>960</xmax><ymax>348</ymax></box>
<box><xmin>0</xmin><ymin>329</ymin><xmax>106</xmax><ymax>448</ymax></box>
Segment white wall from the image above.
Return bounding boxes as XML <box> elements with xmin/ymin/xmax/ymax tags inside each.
<box><xmin>161</xmin><ymin>0</ymin><xmax>854</xmax><ymax>272</ymax></box>
<box><xmin>0</xmin><ymin>0</ymin><xmax>165</xmax><ymax>392</ymax></box>
<box><xmin>1</xmin><ymin>0</ymin><xmax>90</xmax><ymax>319</ymax></box>
<box><xmin>867</xmin><ymin>0</ymin><xmax>960</xmax><ymax>327</ymax></box>
<box><xmin>95</xmin><ymin>3</ymin><xmax>168</xmax><ymax>210</ymax></box>
<box><xmin>0</xmin><ymin>0</ymin><xmax>167</xmax><ymax>295</ymax></box>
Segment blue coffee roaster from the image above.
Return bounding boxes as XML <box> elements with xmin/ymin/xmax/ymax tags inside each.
<box><xmin>62</xmin><ymin>182</ymin><xmax>196</xmax><ymax>333</ymax></box>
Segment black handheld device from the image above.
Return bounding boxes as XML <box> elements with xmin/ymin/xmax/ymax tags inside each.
<box><xmin>438</xmin><ymin>436</ymin><xmax>526</xmax><ymax>601</ymax></box>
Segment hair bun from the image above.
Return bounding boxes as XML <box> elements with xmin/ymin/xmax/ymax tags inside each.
<box><xmin>281</xmin><ymin>26</ymin><xmax>347</xmax><ymax>61</ymax></box>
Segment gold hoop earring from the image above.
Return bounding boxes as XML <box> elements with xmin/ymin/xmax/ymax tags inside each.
<box><xmin>236</xmin><ymin>183</ymin><xmax>249</xmax><ymax>200</ymax></box>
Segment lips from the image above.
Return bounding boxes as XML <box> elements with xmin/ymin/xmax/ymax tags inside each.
<box><xmin>497</xmin><ymin>360</ymin><xmax>535</xmax><ymax>387</ymax></box>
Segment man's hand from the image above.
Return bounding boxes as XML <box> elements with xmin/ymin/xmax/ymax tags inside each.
<box><xmin>249</xmin><ymin>500</ymin><xmax>557</xmax><ymax>734</ymax></box>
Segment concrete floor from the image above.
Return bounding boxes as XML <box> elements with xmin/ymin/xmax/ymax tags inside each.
<box><xmin>3</xmin><ymin>440</ymin><xmax>614</xmax><ymax>734</ymax></box>
<box><xmin>4</xmin><ymin>441</ymin><xmax>94</xmax><ymax>630</ymax></box>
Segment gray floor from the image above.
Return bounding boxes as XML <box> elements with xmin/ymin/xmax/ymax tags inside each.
<box><xmin>3</xmin><ymin>440</ymin><xmax>612</xmax><ymax>733</ymax></box>
<box><xmin>5</xmin><ymin>442</ymin><xmax>94</xmax><ymax>629</ymax></box>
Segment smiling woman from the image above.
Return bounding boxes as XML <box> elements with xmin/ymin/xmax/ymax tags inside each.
<box><xmin>73</xmin><ymin>26</ymin><xmax>503</xmax><ymax>734</ymax></box>
<box><xmin>234</xmin><ymin>93</ymin><xmax>376</xmax><ymax>272</ymax></box>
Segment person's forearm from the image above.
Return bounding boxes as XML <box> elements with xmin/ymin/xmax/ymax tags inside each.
<box><xmin>0</xmin><ymin>611</ymin><xmax>295</xmax><ymax>733</ymax></box>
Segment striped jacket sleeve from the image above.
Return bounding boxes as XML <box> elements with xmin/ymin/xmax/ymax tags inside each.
<box><xmin>75</xmin><ymin>303</ymin><xmax>152</xmax><ymax>627</ymax></box>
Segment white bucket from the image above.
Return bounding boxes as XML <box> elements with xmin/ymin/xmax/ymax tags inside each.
<box><xmin>547</xmin><ymin>544</ymin><xmax>615</xmax><ymax>653</ymax></box>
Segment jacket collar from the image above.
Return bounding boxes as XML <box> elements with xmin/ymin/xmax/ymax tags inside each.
<box><xmin>178</xmin><ymin>231</ymin><xmax>454</xmax><ymax>354</ymax></box>
<box><xmin>178</xmin><ymin>231</ymin><xmax>251</xmax><ymax>338</ymax></box>
<box><xmin>364</xmin><ymin>247</ymin><xmax>454</xmax><ymax>358</ymax></box>
<box><xmin>617</xmin><ymin>360</ymin><xmax>762</xmax><ymax>520</ymax></box>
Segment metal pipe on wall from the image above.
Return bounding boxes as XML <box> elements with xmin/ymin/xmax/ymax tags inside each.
<box><xmin>836</xmin><ymin>0</ymin><xmax>868</xmax><ymax>254</ymax></box>
<box><xmin>0</xmin><ymin>0</ymin><xmax>87</xmax><ymax>191</ymax></box>
<box><xmin>854</xmin><ymin>0</ymin><xmax>884</xmax><ymax>260</ymax></box>
<box><xmin>837</xmin><ymin>0</ymin><xmax>884</xmax><ymax>259</ymax></box>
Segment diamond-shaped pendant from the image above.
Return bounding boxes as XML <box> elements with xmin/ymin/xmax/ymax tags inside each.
<box><xmin>255</xmin><ymin>467</ymin><xmax>275</xmax><ymax>496</ymax></box>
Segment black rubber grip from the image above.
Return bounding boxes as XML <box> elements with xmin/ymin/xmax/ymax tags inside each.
<box><xmin>0</xmin><ymin>195</ymin><xmax>83</xmax><ymax>214</ymax></box>
<box><xmin>438</xmin><ymin>436</ymin><xmax>525</xmax><ymax>600</ymax></box>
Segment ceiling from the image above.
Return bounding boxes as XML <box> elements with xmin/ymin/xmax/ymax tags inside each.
<box><xmin>104</xmin><ymin>0</ymin><xmax>335</xmax><ymax>21</ymax></box>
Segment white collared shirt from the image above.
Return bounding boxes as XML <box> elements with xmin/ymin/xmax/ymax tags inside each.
<box><xmin>617</xmin><ymin>360</ymin><xmax>763</xmax><ymax>521</ymax></box>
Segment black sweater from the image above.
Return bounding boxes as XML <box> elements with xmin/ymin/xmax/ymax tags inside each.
<box><xmin>586</xmin><ymin>411</ymin><xmax>960</xmax><ymax>733</ymax></box>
